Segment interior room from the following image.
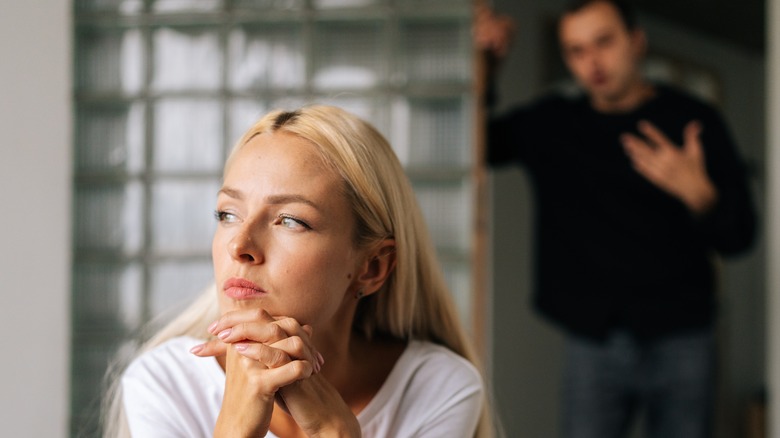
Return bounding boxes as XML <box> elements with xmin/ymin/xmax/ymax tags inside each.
<box><xmin>1</xmin><ymin>1</ymin><xmax>779</xmax><ymax>436</ymax></box>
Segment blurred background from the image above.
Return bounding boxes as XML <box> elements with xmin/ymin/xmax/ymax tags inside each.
<box><xmin>1</xmin><ymin>0</ymin><xmax>779</xmax><ymax>437</ymax></box>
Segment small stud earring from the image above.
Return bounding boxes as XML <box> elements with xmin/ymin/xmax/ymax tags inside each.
<box><xmin>355</xmin><ymin>288</ymin><xmax>365</xmax><ymax>300</ymax></box>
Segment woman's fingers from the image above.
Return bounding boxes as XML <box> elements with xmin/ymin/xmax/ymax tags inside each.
<box><xmin>232</xmin><ymin>345</ymin><xmax>315</xmax><ymax>389</ymax></box>
<box><xmin>216</xmin><ymin>320</ymin><xmax>289</xmax><ymax>345</ymax></box>
<box><xmin>201</xmin><ymin>309</ymin><xmax>324</xmax><ymax>371</ymax></box>
<box><xmin>274</xmin><ymin>317</ymin><xmax>314</xmax><ymax>343</ymax></box>
<box><xmin>208</xmin><ymin>308</ymin><xmax>276</xmax><ymax>337</ymax></box>
<box><xmin>190</xmin><ymin>338</ymin><xmax>227</xmax><ymax>357</ymax></box>
<box><xmin>234</xmin><ymin>342</ymin><xmax>291</xmax><ymax>368</ymax></box>
<box><xmin>266</xmin><ymin>359</ymin><xmax>315</xmax><ymax>385</ymax></box>
<box><xmin>234</xmin><ymin>337</ymin><xmax>322</xmax><ymax>373</ymax></box>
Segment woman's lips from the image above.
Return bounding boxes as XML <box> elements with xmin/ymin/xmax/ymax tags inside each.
<box><xmin>224</xmin><ymin>277</ymin><xmax>267</xmax><ymax>299</ymax></box>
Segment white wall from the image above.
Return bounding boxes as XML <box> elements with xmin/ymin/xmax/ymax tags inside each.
<box><xmin>0</xmin><ymin>2</ymin><xmax>71</xmax><ymax>437</ymax></box>
<box><xmin>767</xmin><ymin>0</ymin><xmax>780</xmax><ymax>436</ymax></box>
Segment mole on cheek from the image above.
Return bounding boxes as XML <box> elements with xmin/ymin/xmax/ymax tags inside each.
<box><xmin>347</xmin><ymin>273</ymin><xmax>353</xmax><ymax>279</ymax></box>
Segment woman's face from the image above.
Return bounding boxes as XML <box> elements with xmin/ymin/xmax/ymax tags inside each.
<box><xmin>212</xmin><ymin>130</ymin><xmax>363</xmax><ymax>328</ymax></box>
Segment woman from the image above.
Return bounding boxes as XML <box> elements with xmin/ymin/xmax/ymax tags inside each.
<box><xmin>104</xmin><ymin>105</ymin><xmax>491</xmax><ymax>437</ymax></box>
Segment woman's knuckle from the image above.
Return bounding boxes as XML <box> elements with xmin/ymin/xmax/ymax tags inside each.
<box><xmin>270</xmin><ymin>324</ymin><xmax>285</xmax><ymax>339</ymax></box>
<box><xmin>288</xmin><ymin>336</ymin><xmax>304</xmax><ymax>352</ymax></box>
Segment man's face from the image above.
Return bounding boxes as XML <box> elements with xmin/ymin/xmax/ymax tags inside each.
<box><xmin>559</xmin><ymin>1</ymin><xmax>645</xmax><ymax>107</ymax></box>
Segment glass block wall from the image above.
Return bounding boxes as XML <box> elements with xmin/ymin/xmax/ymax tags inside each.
<box><xmin>72</xmin><ymin>0</ymin><xmax>474</xmax><ymax>435</ymax></box>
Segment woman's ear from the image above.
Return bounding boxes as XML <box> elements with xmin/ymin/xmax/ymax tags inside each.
<box><xmin>356</xmin><ymin>239</ymin><xmax>396</xmax><ymax>297</ymax></box>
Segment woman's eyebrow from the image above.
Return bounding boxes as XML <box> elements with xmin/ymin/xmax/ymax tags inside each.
<box><xmin>217</xmin><ymin>186</ymin><xmax>243</xmax><ymax>199</ymax></box>
<box><xmin>265</xmin><ymin>194</ymin><xmax>320</xmax><ymax>210</ymax></box>
<box><xmin>218</xmin><ymin>186</ymin><xmax>321</xmax><ymax>210</ymax></box>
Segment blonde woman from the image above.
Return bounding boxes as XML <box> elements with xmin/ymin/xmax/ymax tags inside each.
<box><xmin>104</xmin><ymin>105</ymin><xmax>491</xmax><ymax>437</ymax></box>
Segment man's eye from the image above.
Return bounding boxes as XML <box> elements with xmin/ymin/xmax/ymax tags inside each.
<box><xmin>566</xmin><ymin>47</ymin><xmax>583</xmax><ymax>58</ymax></box>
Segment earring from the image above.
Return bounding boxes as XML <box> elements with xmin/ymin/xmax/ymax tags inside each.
<box><xmin>355</xmin><ymin>288</ymin><xmax>365</xmax><ymax>300</ymax></box>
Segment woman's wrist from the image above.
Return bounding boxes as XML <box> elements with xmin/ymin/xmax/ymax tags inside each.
<box><xmin>309</xmin><ymin>419</ymin><xmax>361</xmax><ymax>438</ymax></box>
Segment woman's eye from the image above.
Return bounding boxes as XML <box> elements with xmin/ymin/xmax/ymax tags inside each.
<box><xmin>214</xmin><ymin>210</ymin><xmax>237</xmax><ymax>223</ymax></box>
<box><xmin>278</xmin><ymin>214</ymin><xmax>310</xmax><ymax>230</ymax></box>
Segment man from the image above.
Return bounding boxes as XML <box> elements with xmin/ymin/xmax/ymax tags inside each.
<box><xmin>477</xmin><ymin>1</ymin><xmax>756</xmax><ymax>437</ymax></box>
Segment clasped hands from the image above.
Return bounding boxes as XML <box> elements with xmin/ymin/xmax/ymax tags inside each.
<box><xmin>190</xmin><ymin>308</ymin><xmax>360</xmax><ymax>437</ymax></box>
<box><xmin>621</xmin><ymin>120</ymin><xmax>718</xmax><ymax>215</ymax></box>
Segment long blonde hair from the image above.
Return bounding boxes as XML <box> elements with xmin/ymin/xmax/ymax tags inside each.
<box><xmin>103</xmin><ymin>105</ymin><xmax>494</xmax><ymax>437</ymax></box>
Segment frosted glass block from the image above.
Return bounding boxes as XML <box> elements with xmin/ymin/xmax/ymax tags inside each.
<box><xmin>149</xmin><ymin>260</ymin><xmax>214</xmax><ymax>320</ymax></box>
<box><xmin>413</xmin><ymin>180</ymin><xmax>471</xmax><ymax>251</ymax></box>
<box><xmin>314</xmin><ymin>0</ymin><xmax>383</xmax><ymax>8</ymax></box>
<box><xmin>312</xmin><ymin>22</ymin><xmax>385</xmax><ymax>90</ymax></box>
<box><xmin>71</xmin><ymin>339</ymin><xmax>136</xmax><ymax>419</ymax></box>
<box><xmin>401</xmin><ymin>21</ymin><xmax>470</xmax><ymax>84</ymax></box>
<box><xmin>152</xmin><ymin>0</ymin><xmax>222</xmax><ymax>12</ymax></box>
<box><xmin>229</xmin><ymin>25</ymin><xmax>305</xmax><ymax>91</ymax></box>
<box><xmin>153</xmin><ymin>99</ymin><xmax>223</xmax><ymax>172</ymax></box>
<box><xmin>76</xmin><ymin>28</ymin><xmax>144</xmax><ymax>94</ymax></box>
<box><xmin>233</xmin><ymin>0</ymin><xmax>303</xmax><ymax>9</ymax></box>
<box><xmin>441</xmin><ymin>260</ymin><xmax>472</xmax><ymax>328</ymax></box>
<box><xmin>229</xmin><ymin>99</ymin><xmax>268</xmax><ymax>146</ymax></box>
<box><xmin>269</xmin><ymin>96</ymin><xmax>310</xmax><ymax>111</ymax></box>
<box><xmin>73</xmin><ymin>262</ymin><xmax>142</xmax><ymax>330</ymax></box>
<box><xmin>76</xmin><ymin>103</ymin><xmax>144</xmax><ymax>173</ymax></box>
<box><xmin>152</xmin><ymin>28</ymin><xmax>221</xmax><ymax>91</ymax></box>
<box><xmin>398</xmin><ymin>0</ymin><xmax>470</xmax><ymax>7</ymax></box>
<box><xmin>388</xmin><ymin>98</ymin><xmax>411</xmax><ymax>166</ymax></box>
<box><xmin>75</xmin><ymin>182</ymin><xmax>143</xmax><ymax>252</ymax></box>
<box><xmin>151</xmin><ymin>179</ymin><xmax>221</xmax><ymax>252</ymax></box>
<box><xmin>317</xmin><ymin>96</ymin><xmax>389</xmax><ymax>138</ymax></box>
<box><xmin>75</xmin><ymin>0</ymin><xmax>143</xmax><ymax>13</ymax></box>
<box><xmin>408</xmin><ymin>98</ymin><xmax>470</xmax><ymax>167</ymax></box>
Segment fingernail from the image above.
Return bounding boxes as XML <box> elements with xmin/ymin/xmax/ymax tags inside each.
<box><xmin>190</xmin><ymin>344</ymin><xmax>204</xmax><ymax>354</ymax></box>
<box><xmin>234</xmin><ymin>343</ymin><xmax>248</xmax><ymax>352</ymax></box>
<box><xmin>207</xmin><ymin>321</ymin><xmax>218</xmax><ymax>333</ymax></box>
<box><xmin>217</xmin><ymin>328</ymin><xmax>232</xmax><ymax>340</ymax></box>
<box><xmin>317</xmin><ymin>352</ymin><xmax>325</xmax><ymax>366</ymax></box>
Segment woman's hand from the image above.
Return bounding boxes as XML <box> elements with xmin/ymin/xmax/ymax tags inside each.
<box><xmin>191</xmin><ymin>308</ymin><xmax>324</xmax><ymax>437</ymax></box>
<box><xmin>276</xmin><ymin>375</ymin><xmax>362</xmax><ymax>437</ymax></box>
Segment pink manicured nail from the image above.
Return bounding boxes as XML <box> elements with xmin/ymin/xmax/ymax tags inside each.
<box><xmin>207</xmin><ymin>321</ymin><xmax>218</xmax><ymax>333</ymax></box>
<box><xmin>217</xmin><ymin>328</ymin><xmax>231</xmax><ymax>340</ymax></box>
<box><xmin>317</xmin><ymin>352</ymin><xmax>325</xmax><ymax>366</ymax></box>
<box><xmin>234</xmin><ymin>343</ymin><xmax>248</xmax><ymax>352</ymax></box>
<box><xmin>190</xmin><ymin>344</ymin><xmax>204</xmax><ymax>354</ymax></box>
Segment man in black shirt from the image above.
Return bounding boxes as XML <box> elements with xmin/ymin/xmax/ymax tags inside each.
<box><xmin>477</xmin><ymin>1</ymin><xmax>756</xmax><ymax>437</ymax></box>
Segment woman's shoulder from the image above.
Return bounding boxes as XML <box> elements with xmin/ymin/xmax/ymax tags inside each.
<box><xmin>357</xmin><ymin>340</ymin><xmax>484</xmax><ymax>435</ymax></box>
<box><xmin>402</xmin><ymin>340</ymin><xmax>483</xmax><ymax>384</ymax></box>
<box><xmin>374</xmin><ymin>339</ymin><xmax>484</xmax><ymax>402</ymax></box>
<box><xmin>126</xmin><ymin>336</ymin><xmax>200</xmax><ymax>368</ymax></box>
<box><xmin>123</xmin><ymin>336</ymin><xmax>221</xmax><ymax>386</ymax></box>
<box><xmin>121</xmin><ymin>338</ymin><xmax>224</xmax><ymax>436</ymax></box>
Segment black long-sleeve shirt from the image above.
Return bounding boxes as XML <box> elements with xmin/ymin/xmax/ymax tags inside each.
<box><xmin>488</xmin><ymin>84</ymin><xmax>756</xmax><ymax>340</ymax></box>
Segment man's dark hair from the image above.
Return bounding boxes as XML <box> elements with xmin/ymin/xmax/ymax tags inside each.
<box><xmin>560</xmin><ymin>0</ymin><xmax>638</xmax><ymax>31</ymax></box>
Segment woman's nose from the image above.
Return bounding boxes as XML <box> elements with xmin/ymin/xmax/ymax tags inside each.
<box><xmin>228</xmin><ymin>226</ymin><xmax>264</xmax><ymax>264</ymax></box>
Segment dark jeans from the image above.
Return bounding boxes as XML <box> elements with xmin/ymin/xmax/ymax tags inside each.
<box><xmin>562</xmin><ymin>329</ymin><xmax>715</xmax><ymax>438</ymax></box>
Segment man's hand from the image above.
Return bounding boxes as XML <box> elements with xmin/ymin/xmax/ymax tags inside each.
<box><xmin>474</xmin><ymin>5</ymin><xmax>516</xmax><ymax>59</ymax></box>
<box><xmin>621</xmin><ymin>120</ymin><xmax>718</xmax><ymax>215</ymax></box>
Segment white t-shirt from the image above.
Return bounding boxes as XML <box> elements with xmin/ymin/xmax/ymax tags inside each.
<box><xmin>122</xmin><ymin>336</ymin><xmax>484</xmax><ymax>437</ymax></box>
